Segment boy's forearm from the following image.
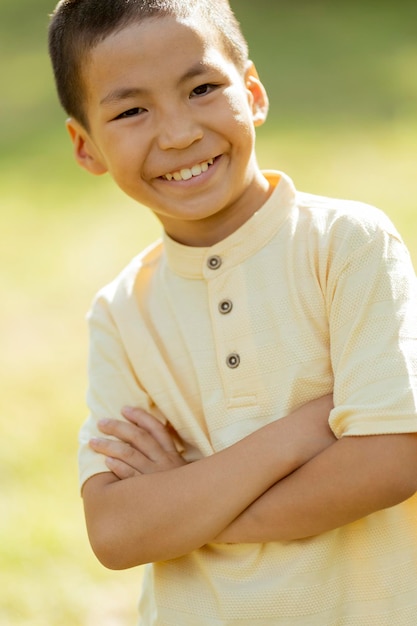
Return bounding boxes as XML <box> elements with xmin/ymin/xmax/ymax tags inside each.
<box><xmin>83</xmin><ymin>419</ymin><xmax>294</xmax><ymax>569</ymax></box>
<box><xmin>83</xmin><ymin>397</ymin><xmax>334</xmax><ymax>568</ymax></box>
<box><xmin>215</xmin><ymin>432</ymin><xmax>417</xmax><ymax>544</ymax></box>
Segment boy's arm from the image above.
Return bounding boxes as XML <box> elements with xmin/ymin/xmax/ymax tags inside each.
<box><xmin>82</xmin><ymin>396</ymin><xmax>335</xmax><ymax>569</ymax></box>
<box><xmin>215</xmin><ymin>430</ymin><xmax>417</xmax><ymax>543</ymax></box>
<box><xmin>92</xmin><ymin>407</ymin><xmax>417</xmax><ymax>547</ymax></box>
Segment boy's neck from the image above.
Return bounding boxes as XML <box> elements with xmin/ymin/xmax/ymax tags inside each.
<box><xmin>161</xmin><ymin>172</ymin><xmax>274</xmax><ymax>247</ymax></box>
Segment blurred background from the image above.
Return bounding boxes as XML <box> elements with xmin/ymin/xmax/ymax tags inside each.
<box><xmin>1</xmin><ymin>0</ymin><xmax>416</xmax><ymax>624</ymax></box>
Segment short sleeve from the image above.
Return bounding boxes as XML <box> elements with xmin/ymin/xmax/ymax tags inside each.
<box><xmin>78</xmin><ymin>294</ymin><xmax>154</xmax><ymax>489</ymax></box>
<box><xmin>328</xmin><ymin>226</ymin><xmax>417</xmax><ymax>437</ymax></box>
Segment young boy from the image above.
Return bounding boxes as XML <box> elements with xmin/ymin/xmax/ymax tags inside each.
<box><xmin>48</xmin><ymin>1</ymin><xmax>417</xmax><ymax>624</ymax></box>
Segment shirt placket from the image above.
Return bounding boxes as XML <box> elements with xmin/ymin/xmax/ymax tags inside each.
<box><xmin>204</xmin><ymin>253</ymin><xmax>260</xmax><ymax>408</ymax></box>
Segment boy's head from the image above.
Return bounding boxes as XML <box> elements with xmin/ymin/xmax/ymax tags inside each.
<box><xmin>49</xmin><ymin>0</ymin><xmax>270</xmax><ymax>246</ymax></box>
<box><xmin>49</xmin><ymin>0</ymin><xmax>249</xmax><ymax>130</ymax></box>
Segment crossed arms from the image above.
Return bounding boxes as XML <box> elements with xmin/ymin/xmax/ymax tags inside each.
<box><xmin>82</xmin><ymin>397</ymin><xmax>417</xmax><ymax>569</ymax></box>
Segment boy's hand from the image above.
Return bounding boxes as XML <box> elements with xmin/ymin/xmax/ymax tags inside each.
<box><xmin>90</xmin><ymin>406</ymin><xmax>187</xmax><ymax>479</ymax></box>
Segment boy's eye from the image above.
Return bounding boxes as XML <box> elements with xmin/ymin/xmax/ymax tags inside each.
<box><xmin>114</xmin><ymin>107</ymin><xmax>145</xmax><ymax>120</ymax></box>
<box><xmin>190</xmin><ymin>83</ymin><xmax>217</xmax><ymax>98</ymax></box>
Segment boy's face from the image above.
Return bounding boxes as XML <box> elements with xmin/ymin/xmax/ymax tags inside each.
<box><xmin>67</xmin><ymin>16</ymin><xmax>269</xmax><ymax>246</ymax></box>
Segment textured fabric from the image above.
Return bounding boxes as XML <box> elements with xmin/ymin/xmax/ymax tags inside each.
<box><xmin>79</xmin><ymin>172</ymin><xmax>417</xmax><ymax>624</ymax></box>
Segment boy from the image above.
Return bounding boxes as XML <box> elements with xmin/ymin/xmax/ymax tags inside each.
<box><xmin>48</xmin><ymin>1</ymin><xmax>417</xmax><ymax>624</ymax></box>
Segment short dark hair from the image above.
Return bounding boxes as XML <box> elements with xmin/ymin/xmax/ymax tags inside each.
<box><xmin>48</xmin><ymin>0</ymin><xmax>249</xmax><ymax>129</ymax></box>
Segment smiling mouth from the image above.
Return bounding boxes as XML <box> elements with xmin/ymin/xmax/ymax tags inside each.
<box><xmin>161</xmin><ymin>157</ymin><xmax>215</xmax><ymax>182</ymax></box>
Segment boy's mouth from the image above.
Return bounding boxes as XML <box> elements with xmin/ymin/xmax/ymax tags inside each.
<box><xmin>161</xmin><ymin>157</ymin><xmax>215</xmax><ymax>182</ymax></box>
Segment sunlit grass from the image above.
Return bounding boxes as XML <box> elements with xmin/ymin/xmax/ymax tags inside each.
<box><xmin>0</xmin><ymin>156</ymin><xmax>158</xmax><ymax>624</ymax></box>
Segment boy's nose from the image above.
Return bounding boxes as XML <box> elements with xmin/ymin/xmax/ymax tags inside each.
<box><xmin>157</xmin><ymin>107</ymin><xmax>203</xmax><ymax>151</ymax></box>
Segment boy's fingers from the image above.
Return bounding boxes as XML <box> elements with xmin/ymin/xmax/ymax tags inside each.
<box><xmin>121</xmin><ymin>407</ymin><xmax>178</xmax><ymax>453</ymax></box>
<box><xmin>105</xmin><ymin>456</ymin><xmax>138</xmax><ymax>479</ymax></box>
<box><xmin>90</xmin><ymin>436</ymin><xmax>143</xmax><ymax>463</ymax></box>
<box><xmin>95</xmin><ymin>419</ymin><xmax>185</xmax><ymax>471</ymax></box>
<box><xmin>90</xmin><ymin>435</ymin><xmax>160</xmax><ymax>474</ymax></box>
<box><xmin>90</xmin><ymin>432</ymin><xmax>186</xmax><ymax>475</ymax></box>
<box><xmin>97</xmin><ymin>419</ymin><xmax>163</xmax><ymax>460</ymax></box>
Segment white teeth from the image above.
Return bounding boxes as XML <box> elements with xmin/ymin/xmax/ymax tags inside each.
<box><xmin>180</xmin><ymin>168</ymin><xmax>193</xmax><ymax>181</ymax></box>
<box><xmin>163</xmin><ymin>158</ymin><xmax>215</xmax><ymax>181</ymax></box>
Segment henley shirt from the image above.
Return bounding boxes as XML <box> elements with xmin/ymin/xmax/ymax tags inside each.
<box><xmin>80</xmin><ymin>172</ymin><xmax>417</xmax><ymax>625</ymax></box>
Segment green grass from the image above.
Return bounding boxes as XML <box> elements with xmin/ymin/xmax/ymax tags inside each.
<box><xmin>1</xmin><ymin>1</ymin><xmax>417</xmax><ymax>624</ymax></box>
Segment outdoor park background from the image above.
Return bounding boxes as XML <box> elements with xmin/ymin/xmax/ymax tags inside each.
<box><xmin>1</xmin><ymin>0</ymin><xmax>416</xmax><ymax>624</ymax></box>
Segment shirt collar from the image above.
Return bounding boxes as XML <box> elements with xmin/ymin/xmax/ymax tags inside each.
<box><xmin>163</xmin><ymin>171</ymin><xmax>296</xmax><ymax>279</ymax></box>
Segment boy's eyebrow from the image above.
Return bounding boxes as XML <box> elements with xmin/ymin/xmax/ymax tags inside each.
<box><xmin>180</xmin><ymin>61</ymin><xmax>215</xmax><ymax>83</ymax></box>
<box><xmin>100</xmin><ymin>87</ymin><xmax>146</xmax><ymax>106</ymax></box>
<box><xmin>100</xmin><ymin>62</ymin><xmax>216</xmax><ymax>106</ymax></box>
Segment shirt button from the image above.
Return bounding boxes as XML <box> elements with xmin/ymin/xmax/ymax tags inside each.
<box><xmin>226</xmin><ymin>353</ymin><xmax>240</xmax><ymax>369</ymax></box>
<box><xmin>207</xmin><ymin>255</ymin><xmax>222</xmax><ymax>270</ymax></box>
<box><xmin>219</xmin><ymin>299</ymin><xmax>233</xmax><ymax>315</ymax></box>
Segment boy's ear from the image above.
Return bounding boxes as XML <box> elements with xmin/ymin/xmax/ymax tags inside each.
<box><xmin>244</xmin><ymin>62</ymin><xmax>269</xmax><ymax>127</ymax></box>
<box><xmin>66</xmin><ymin>118</ymin><xmax>108</xmax><ymax>176</ymax></box>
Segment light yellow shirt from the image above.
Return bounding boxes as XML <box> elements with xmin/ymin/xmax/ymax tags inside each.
<box><xmin>80</xmin><ymin>172</ymin><xmax>417</xmax><ymax>625</ymax></box>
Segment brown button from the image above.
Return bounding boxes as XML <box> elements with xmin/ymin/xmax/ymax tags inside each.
<box><xmin>226</xmin><ymin>353</ymin><xmax>240</xmax><ymax>369</ymax></box>
<box><xmin>219</xmin><ymin>299</ymin><xmax>233</xmax><ymax>315</ymax></box>
<box><xmin>207</xmin><ymin>255</ymin><xmax>222</xmax><ymax>270</ymax></box>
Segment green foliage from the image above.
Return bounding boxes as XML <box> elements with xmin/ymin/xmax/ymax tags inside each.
<box><xmin>234</xmin><ymin>0</ymin><xmax>417</xmax><ymax>127</ymax></box>
<box><xmin>1</xmin><ymin>0</ymin><xmax>416</xmax><ymax>623</ymax></box>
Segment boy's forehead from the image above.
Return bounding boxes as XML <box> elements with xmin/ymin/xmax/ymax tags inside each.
<box><xmin>84</xmin><ymin>15</ymin><xmax>238</xmax><ymax>97</ymax></box>
<box><xmin>88</xmin><ymin>14</ymin><xmax>233</xmax><ymax>71</ymax></box>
